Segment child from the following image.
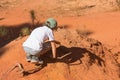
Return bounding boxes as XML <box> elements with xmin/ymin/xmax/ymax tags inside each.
<box><xmin>22</xmin><ymin>18</ymin><xmax>59</xmax><ymax>64</ymax></box>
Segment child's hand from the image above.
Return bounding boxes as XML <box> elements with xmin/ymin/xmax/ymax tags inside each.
<box><xmin>53</xmin><ymin>55</ymin><xmax>57</xmax><ymax>59</ymax></box>
<box><xmin>49</xmin><ymin>54</ymin><xmax>56</xmax><ymax>59</ymax></box>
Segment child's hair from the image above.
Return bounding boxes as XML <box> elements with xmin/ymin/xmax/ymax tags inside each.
<box><xmin>44</xmin><ymin>21</ymin><xmax>51</xmax><ymax>28</ymax></box>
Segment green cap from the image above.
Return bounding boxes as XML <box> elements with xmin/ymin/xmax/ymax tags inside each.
<box><xmin>45</xmin><ymin>18</ymin><xmax>57</xmax><ymax>29</ymax></box>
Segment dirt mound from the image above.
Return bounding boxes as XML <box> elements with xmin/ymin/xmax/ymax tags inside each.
<box><xmin>0</xmin><ymin>0</ymin><xmax>120</xmax><ymax>80</ymax></box>
<box><xmin>54</xmin><ymin>28</ymin><xmax>120</xmax><ymax>80</ymax></box>
<box><xmin>0</xmin><ymin>29</ymin><xmax>120</xmax><ymax>80</ymax></box>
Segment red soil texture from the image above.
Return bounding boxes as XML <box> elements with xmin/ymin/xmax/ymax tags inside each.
<box><xmin>0</xmin><ymin>0</ymin><xmax>120</xmax><ymax>80</ymax></box>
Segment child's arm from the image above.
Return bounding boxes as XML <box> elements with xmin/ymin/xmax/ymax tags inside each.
<box><xmin>51</xmin><ymin>41</ymin><xmax>56</xmax><ymax>58</ymax></box>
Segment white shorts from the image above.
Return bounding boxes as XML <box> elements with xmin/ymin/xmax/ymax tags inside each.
<box><xmin>23</xmin><ymin>42</ymin><xmax>51</xmax><ymax>56</ymax></box>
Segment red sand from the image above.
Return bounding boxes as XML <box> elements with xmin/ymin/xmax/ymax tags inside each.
<box><xmin>0</xmin><ymin>0</ymin><xmax>120</xmax><ymax>80</ymax></box>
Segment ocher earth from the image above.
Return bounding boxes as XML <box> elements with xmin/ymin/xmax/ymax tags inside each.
<box><xmin>0</xmin><ymin>0</ymin><xmax>120</xmax><ymax>80</ymax></box>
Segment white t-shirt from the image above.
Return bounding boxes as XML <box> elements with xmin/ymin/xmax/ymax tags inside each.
<box><xmin>23</xmin><ymin>26</ymin><xmax>54</xmax><ymax>51</ymax></box>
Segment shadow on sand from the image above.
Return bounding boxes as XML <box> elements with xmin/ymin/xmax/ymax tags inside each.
<box><xmin>22</xmin><ymin>45</ymin><xmax>105</xmax><ymax>76</ymax></box>
<box><xmin>0</xmin><ymin>22</ymin><xmax>42</xmax><ymax>57</ymax></box>
<box><xmin>42</xmin><ymin>45</ymin><xmax>104</xmax><ymax>67</ymax></box>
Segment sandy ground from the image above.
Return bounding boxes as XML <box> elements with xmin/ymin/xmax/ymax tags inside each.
<box><xmin>0</xmin><ymin>0</ymin><xmax>120</xmax><ymax>80</ymax></box>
